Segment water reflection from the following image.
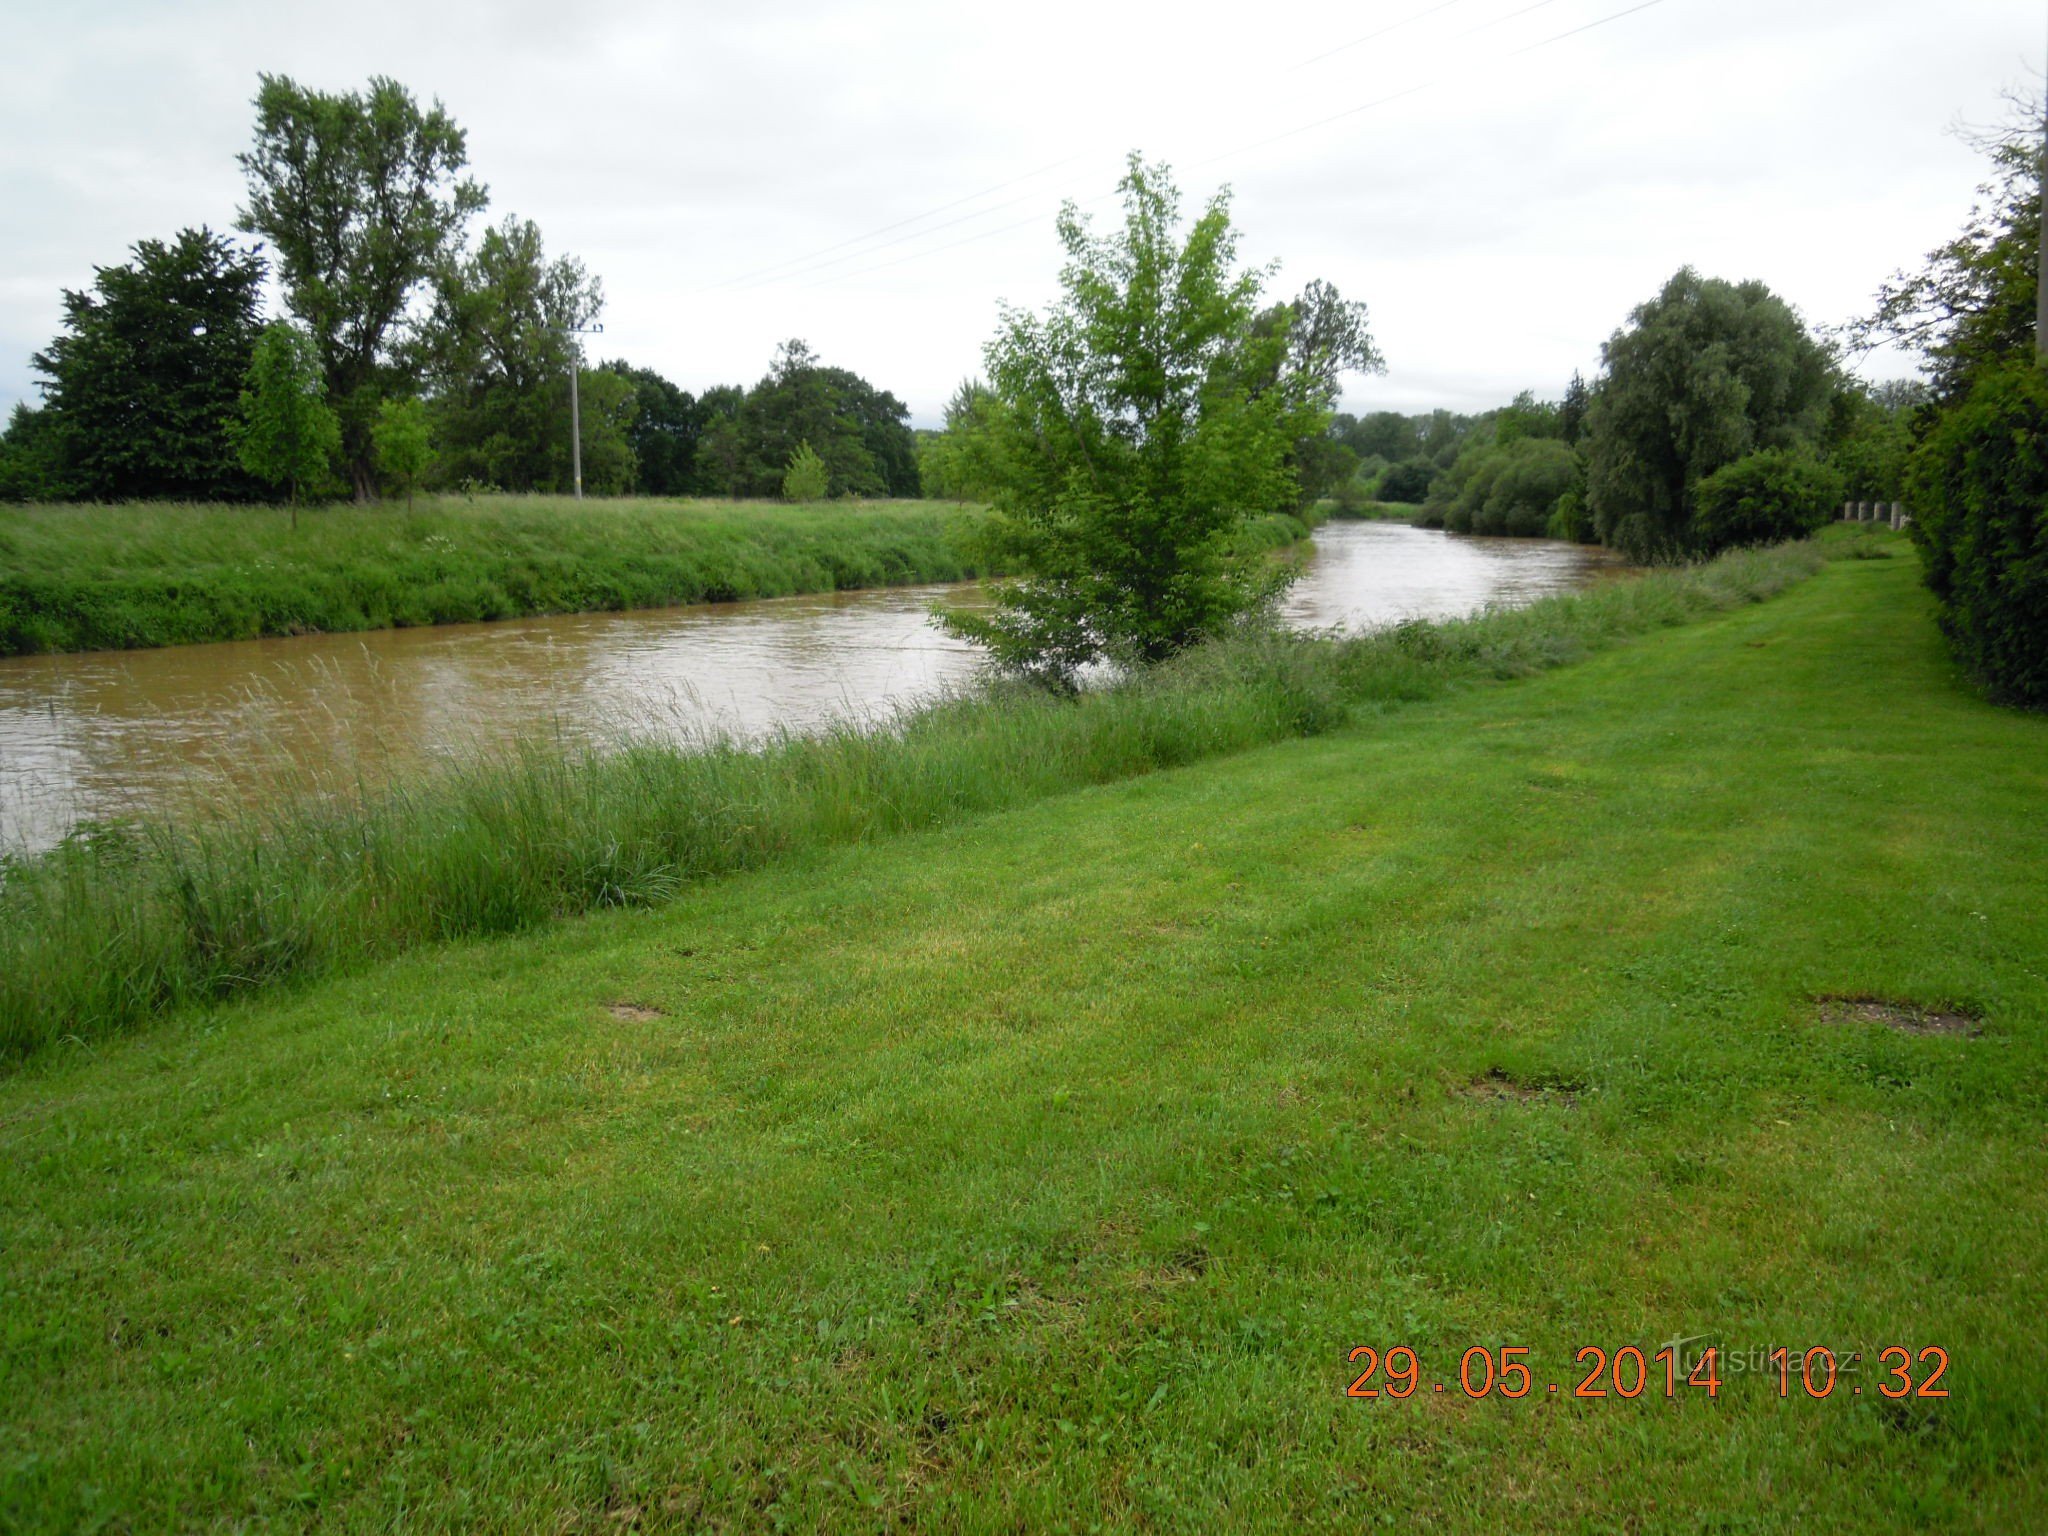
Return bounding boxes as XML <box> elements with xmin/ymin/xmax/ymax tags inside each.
<box><xmin>0</xmin><ymin>521</ymin><xmax>1625</xmax><ymax>852</ymax></box>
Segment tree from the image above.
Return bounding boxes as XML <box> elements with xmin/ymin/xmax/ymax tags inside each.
<box><xmin>28</xmin><ymin>227</ymin><xmax>266</xmax><ymax>500</ymax></box>
<box><xmin>605</xmin><ymin>362</ymin><xmax>704</xmax><ymax>496</ymax></box>
<box><xmin>234</xmin><ymin>321</ymin><xmax>341</xmax><ymax>519</ymax></box>
<box><xmin>238</xmin><ymin>74</ymin><xmax>487</xmax><ymax>501</ymax></box>
<box><xmin>782</xmin><ymin>440</ymin><xmax>830</xmax><ymax>501</ymax></box>
<box><xmin>0</xmin><ymin>403</ymin><xmax>62</xmax><ymax>503</ymax></box>
<box><xmin>1377</xmin><ymin>459</ymin><xmax>1435</xmax><ymax>503</ymax></box>
<box><xmin>1584</xmin><ymin>268</ymin><xmax>1837</xmax><ymax>561</ymax></box>
<box><xmin>918</xmin><ymin>378</ymin><xmax>1005</xmax><ymax>502</ymax></box>
<box><xmin>372</xmin><ymin>396</ymin><xmax>433</xmax><ymax>508</ymax></box>
<box><xmin>1559</xmin><ymin>371</ymin><xmax>1591</xmax><ymax>447</ymax></box>
<box><xmin>1437</xmin><ymin>437</ymin><xmax>1580</xmax><ymax>537</ymax></box>
<box><xmin>422</xmin><ymin>215</ymin><xmax>615</xmax><ymax>493</ymax></box>
<box><xmin>724</xmin><ymin>341</ymin><xmax>918</xmax><ymax>498</ymax></box>
<box><xmin>1850</xmin><ymin>91</ymin><xmax>2040</xmax><ymax>401</ymax></box>
<box><xmin>694</xmin><ymin>386</ymin><xmax>747</xmax><ymax>498</ymax></box>
<box><xmin>942</xmin><ymin>155</ymin><xmax>1371</xmax><ymax>682</ymax></box>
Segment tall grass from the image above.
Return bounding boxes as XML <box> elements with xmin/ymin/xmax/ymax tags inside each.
<box><xmin>0</xmin><ymin>542</ymin><xmax>1823</xmax><ymax>1060</ymax></box>
<box><xmin>0</xmin><ymin>494</ymin><xmax>998</xmax><ymax>654</ymax></box>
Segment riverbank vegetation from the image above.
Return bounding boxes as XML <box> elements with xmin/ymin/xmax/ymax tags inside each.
<box><xmin>0</xmin><ymin>537</ymin><xmax>1825</xmax><ymax>1061</ymax></box>
<box><xmin>3</xmin><ymin>541</ymin><xmax>2042</xmax><ymax>1530</ymax></box>
<box><xmin>0</xmin><ymin>496</ymin><xmax>996</xmax><ymax>655</ymax></box>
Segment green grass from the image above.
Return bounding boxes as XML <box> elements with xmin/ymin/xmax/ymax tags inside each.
<box><xmin>6</xmin><ymin>533</ymin><xmax>2040</xmax><ymax>1529</ymax></box>
<box><xmin>0</xmin><ymin>540</ymin><xmax>1822</xmax><ymax>1063</ymax></box>
<box><xmin>0</xmin><ymin>494</ymin><xmax>1001</xmax><ymax>654</ymax></box>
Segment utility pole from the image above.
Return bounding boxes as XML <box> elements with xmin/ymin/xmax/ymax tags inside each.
<box><xmin>550</xmin><ymin>321</ymin><xmax>605</xmax><ymax>498</ymax></box>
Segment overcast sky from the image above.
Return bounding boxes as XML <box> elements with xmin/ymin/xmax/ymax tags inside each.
<box><xmin>2</xmin><ymin>0</ymin><xmax>2039</xmax><ymax>427</ymax></box>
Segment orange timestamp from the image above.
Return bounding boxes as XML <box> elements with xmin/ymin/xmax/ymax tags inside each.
<box><xmin>1343</xmin><ymin>1344</ymin><xmax>1952</xmax><ymax>1402</ymax></box>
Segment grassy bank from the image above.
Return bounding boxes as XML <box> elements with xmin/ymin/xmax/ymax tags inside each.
<box><xmin>0</xmin><ymin>494</ymin><xmax>999</xmax><ymax>655</ymax></box>
<box><xmin>0</xmin><ymin>541</ymin><xmax>1822</xmax><ymax>1061</ymax></box>
<box><xmin>1</xmin><ymin>535</ymin><xmax>2041</xmax><ymax>1530</ymax></box>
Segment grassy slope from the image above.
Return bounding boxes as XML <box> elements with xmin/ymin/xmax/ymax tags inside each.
<box><xmin>2</xmin><ymin>551</ymin><xmax>2044</xmax><ymax>1531</ymax></box>
<box><xmin>0</xmin><ymin>495</ymin><xmax>995</xmax><ymax>654</ymax></box>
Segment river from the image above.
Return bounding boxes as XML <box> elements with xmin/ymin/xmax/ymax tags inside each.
<box><xmin>0</xmin><ymin>521</ymin><xmax>1627</xmax><ymax>853</ymax></box>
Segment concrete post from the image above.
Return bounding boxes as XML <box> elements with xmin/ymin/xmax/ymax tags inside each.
<box><xmin>1859</xmin><ymin>502</ymin><xmax>1871</xmax><ymax>522</ymax></box>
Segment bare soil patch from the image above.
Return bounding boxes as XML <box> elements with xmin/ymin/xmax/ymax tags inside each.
<box><xmin>1817</xmin><ymin>995</ymin><xmax>1981</xmax><ymax>1037</ymax></box>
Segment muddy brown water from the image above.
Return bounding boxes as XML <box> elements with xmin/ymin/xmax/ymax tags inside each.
<box><xmin>0</xmin><ymin>522</ymin><xmax>1628</xmax><ymax>853</ymax></box>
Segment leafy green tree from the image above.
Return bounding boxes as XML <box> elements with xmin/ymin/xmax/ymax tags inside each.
<box><xmin>694</xmin><ymin>386</ymin><xmax>747</xmax><ymax>498</ymax></box>
<box><xmin>423</xmin><ymin>216</ymin><xmax>618</xmax><ymax>493</ymax></box>
<box><xmin>1438</xmin><ymin>437</ymin><xmax>1580</xmax><ymax>537</ymax></box>
<box><xmin>0</xmin><ymin>403</ymin><xmax>63</xmax><ymax>503</ymax></box>
<box><xmin>1823</xmin><ymin>381</ymin><xmax>1923</xmax><ymax>502</ymax></box>
<box><xmin>372</xmin><ymin>396</ymin><xmax>433</xmax><ymax>508</ymax></box>
<box><xmin>918</xmin><ymin>378</ymin><xmax>1005</xmax><ymax>502</ymax></box>
<box><xmin>28</xmin><ymin>227</ymin><xmax>265</xmax><ymax>500</ymax></box>
<box><xmin>1585</xmin><ymin>268</ymin><xmax>1837</xmax><ymax>561</ymax></box>
<box><xmin>604</xmin><ymin>362</ymin><xmax>704</xmax><ymax>496</ymax></box>
<box><xmin>943</xmin><ymin>155</ymin><xmax>1370</xmax><ymax>682</ymax></box>
<box><xmin>725</xmin><ymin>342</ymin><xmax>917</xmax><ymax>498</ymax></box>
<box><xmin>1851</xmin><ymin>92</ymin><xmax>2040</xmax><ymax>401</ymax></box>
<box><xmin>234</xmin><ymin>321</ymin><xmax>341</xmax><ymax>518</ymax></box>
<box><xmin>1377</xmin><ymin>459</ymin><xmax>1435</xmax><ymax>503</ymax></box>
<box><xmin>1905</xmin><ymin>361</ymin><xmax>2048</xmax><ymax>706</ymax></box>
<box><xmin>1559</xmin><ymin>371</ymin><xmax>1591</xmax><ymax>447</ymax></box>
<box><xmin>1692</xmin><ymin>449</ymin><xmax>1845</xmax><ymax>552</ymax></box>
<box><xmin>238</xmin><ymin>74</ymin><xmax>487</xmax><ymax>500</ymax></box>
<box><xmin>1493</xmin><ymin>390</ymin><xmax>1562</xmax><ymax>447</ymax></box>
<box><xmin>782</xmin><ymin>440</ymin><xmax>830</xmax><ymax>502</ymax></box>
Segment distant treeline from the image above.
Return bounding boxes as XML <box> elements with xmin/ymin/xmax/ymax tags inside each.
<box><xmin>0</xmin><ymin>76</ymin><xmax>919</xmax><ymax>508</ymax></box>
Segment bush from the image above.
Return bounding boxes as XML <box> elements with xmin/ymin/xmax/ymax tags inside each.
<box><xmin>1693</xmin><ymin>450</ymin><xmax>1845</xmax><ymax>554</ymax></box>
<box><xmin>1907</xmin><ymin>363</ymin><xmax>2048</xmax><ymax>708</ymax></box>
<box><xmin>1440</xmin><ymin>438</ymin><xmax>1580</xmax><ymax>537</ymax></box>
<box><xmin>783</xmin><ymin>440</ymin><xmax>830</xmax><ymax>502</ymax></box>
<box><xmin>1377</xmin><ymin>459</ymin><xmax>1435</xmax><ymax>504</ymax></box>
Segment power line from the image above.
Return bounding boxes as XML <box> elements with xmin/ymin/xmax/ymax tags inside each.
<box><xmin>777</xmin><ymin>0</ymin><xmax>1689</xmax><ymax>292</ymax></box>
<box><xmin>1511</xmin><ymin>0</ymin><xmax>1674</xmax><ymax>55</ymax></box>
<box><xmin>1458</xmin><ymin>0</ymin><xmax>1570</xmax><ymax>37</ymax></box>
<box><xmin>1294</xmin><ymin>0</ymin><xmax>1474</xmax><ymax>71</ymax></box>
<box><xmin>695</xmin><ymin>153</ymin><xmax>1086</xmax><ymax>293</ymax></box>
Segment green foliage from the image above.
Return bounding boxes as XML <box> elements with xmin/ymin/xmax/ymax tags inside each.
<box><xmin>1376</xmin><ymin>459</ymin><xmax>1436</xmax><ymax>504</ymax></box>
<box><xmin>782</xmin><ymin>440</ymin><xmax>830</xmax><ymax>502</ymax></box>
<box><xmin>1585</xmin><ymin>268</ymin><xmax>1838</xmax><ymax>561</ymax></box>
<box><xmin>918</xmin><ymin>378</ymin><xmax>1005</xmax><ymax>502</ymax></box>
<box><xmin>423</xmin><ymin>215</ymin><xmax>623</xmax><ymax>493</ymax></box>
<box><xmin>1906</xmin><ymin>362</ymin><xmax>2048</xmax><ymax>707</ymax></box>
<box><xmin>1560</xmin><ymin>370</ymin><xmax>1591</xmax><ymax>446</ymax></box>
<box><xmin>948</xmin><ymin>156</ymin><xmax>1370</xmax><ymax>681</ymax></box>
<box><xmin>708</xmin><ymin>341</ymin><xmax>918</xmax><ymax>499</ymax></box>
<box><xmin>0</xmin><ymin>495</ymin><xmax>997</xmax><ymax>655</ymax></box>
<box><xmin>1692</xmin><ymin>449</ymin><xmax>1845</xmax><ymax>553</ymax></box>
<box><xmin>1492</xmin><ymin>389</ymin><xmax>1563</xmax><ymax>447</ymax></box>
<box><xmin>605</xmin><ymin>361</ymin><xmax>704</xmax><ymax>495</ymax></box>
<box><xmin>0</xmin><ymin>541</ymin><xmax>1822</xmax><ymax>1059</ymax></box>
<box><xmin>233</xmin><ymin>322</ymin><xmax>341</xmax><ymax>506</ymax></box>
<box><xmin>1438</xmin><ymin>437</ymin><xmax>1582</xmax><ymax>537</ymax></box>
<box><xmin>371</xmin><ymin>396</ymin><xmax>433</xmax><ymax>507</ymax></box>
<box><xmin>26</xmin><ymin>227</ymin><xmax>266</xmax><ymax>501</ymax></box>
<box><xmin>1824</xmin><ymin>380</ymin><xmax>1922</xmax><ymax>502</ymax></box>
<box><xmin>237</xmin><ymin>74</ymin><xmax>487</xmax><ymax>499</ymax></box>
<box><xmin>0</xmin><ymin>403</ymin><xmax>62</xmax><ymax>504</ymax></box>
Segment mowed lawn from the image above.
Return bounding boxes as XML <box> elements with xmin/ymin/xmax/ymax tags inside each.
<box><xmin>1</xmin><ymin>552</ymin><xmax>2043</xmax><ymax>1531</ymax></box>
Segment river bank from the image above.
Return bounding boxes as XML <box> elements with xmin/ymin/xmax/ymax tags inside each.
<box><xmin>0</xmin><ymin>494</ymin><xmax>1005</xmax><ymax>656</ymax></box>
<box><xmin>3</xmin><ymin>538</ymin><xmax>1813</xmax><ymax>1060</ymax></box>
<box><xmin>2</xmin><ymin>531</ymin><xmax>2040</xmax><ymax>1530</ymax></box>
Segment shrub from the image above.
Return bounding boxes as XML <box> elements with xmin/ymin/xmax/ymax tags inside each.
<box><xmin>782</xmin><ymin>440</ymin><xmax>830</xmax><ymax>502</ymax></box>
<box><xmin>1907</xmin><ymin>362</ymin><xmax>2048</xmax><ymax>708</ymax></box>
<box><xmin>1693</xmin><ymin>449</ymin><xmax>1845</xmax><ymax>554</ymax></box>
<box><xmin>1377</xmin><ymin>459</ymin><xmax>1435</xmax><ymax>504</ymax></box>
<box><xmin>1441</xmin><ymin>438</ymin><xmax>1580</xmax><ymax>537</ymax></box>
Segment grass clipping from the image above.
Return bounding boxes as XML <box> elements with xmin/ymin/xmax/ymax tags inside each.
<box><xmin>0</xmin><ymin>542</ymin><xmax>1822</xmax><ymax>1060</ymax></box>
